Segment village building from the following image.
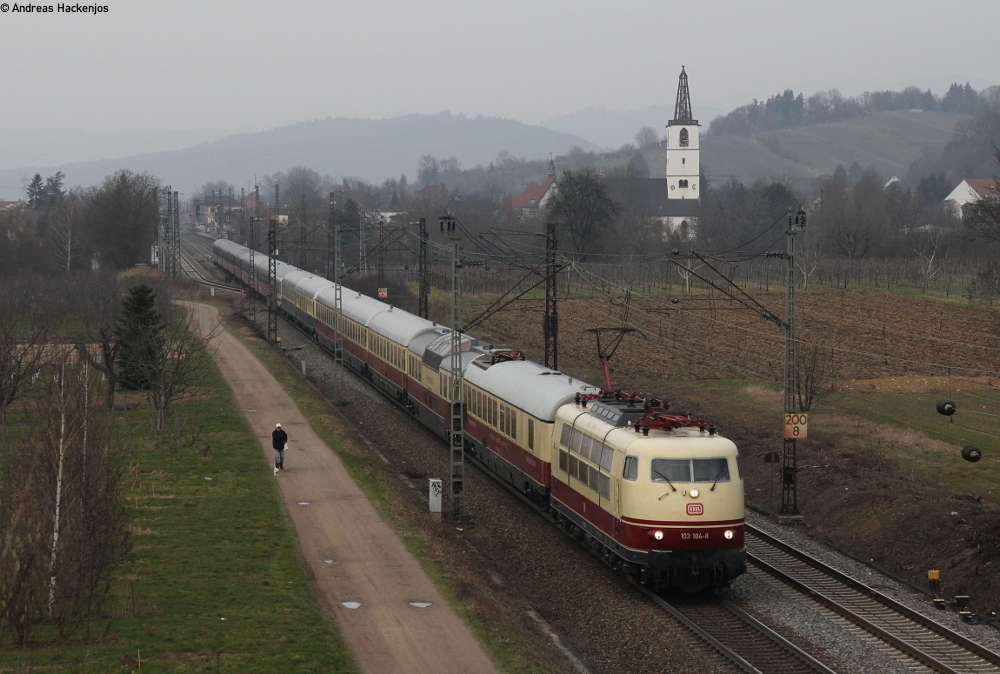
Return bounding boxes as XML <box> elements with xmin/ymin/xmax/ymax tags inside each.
<box><xmin>504</xmin><ymin>158</ymin><xmax>557</xmax><ymax>217</ymax></box>
<box><xmin>945</xmin><ymin>179</ymin><xmax>1000</xmax><ymax>219</ymax></box>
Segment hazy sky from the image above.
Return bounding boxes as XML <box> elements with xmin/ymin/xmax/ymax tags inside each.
<box><xmin>2</xmin><ymin>0</ymin><xmax>998</xmax><ymax>135</ymax></box>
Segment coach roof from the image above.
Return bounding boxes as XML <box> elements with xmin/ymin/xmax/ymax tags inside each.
<box><xmin>465</xmin><ymin>358</ymin><xmax>600</xmax><ymax>422</ymax></box>
<box><xmin>367</xmin><ymin>308</ymin><xmax>437</xmax><ymax>347</ymax></box>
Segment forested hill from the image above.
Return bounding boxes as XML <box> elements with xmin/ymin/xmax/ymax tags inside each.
<box><xmin>0</xmin><ymin>113</ymin><xmax>597</xmax><ymax>199</ymax></box>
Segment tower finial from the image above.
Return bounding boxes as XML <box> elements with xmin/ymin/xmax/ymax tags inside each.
<box><xmin>673</xmin><ymin>66</ymin><xmax>693</xmax><ymax>123</ymax></box>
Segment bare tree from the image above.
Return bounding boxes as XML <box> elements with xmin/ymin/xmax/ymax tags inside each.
<box><xmin>143</xmin><ymin>307</ymin><xmax>217</xmax><ymax>431</ymax></box>
<box><xmin>914</xmin><ymin>229</ymin><xmax>950</xmax><ymax>292</ymax></box>
<box><xmin>545</xmin><ymin>169</ymin><xmax>621</xmax><ymax>256</ymax></box>
<box><xmin>0</xmin><ymin>293</ymin><xmax>46</xmax><ymax>427</ymax></box>
<box><xmin>51</xmin><ymin>203</ymin><xmax>77</xmax><ymax>275</ymax></box>
<box><xmin>796</xmin><ymin>344</ymin><xmax>835</xmax><ymax>411</ymax></box>
<box><xmin>634</xmin><ymin>126</ymin><xmax>659</xmax><ymax>149</ymax></box>
<box><xmin>84</xmin><ymin>170</ymin><xmax>161</xmax><ymax>270</ymax></box>
<box><xmin>675</xmin><ymin>258</ymin><xmax>703</xmax><ymax>294</ymax></box>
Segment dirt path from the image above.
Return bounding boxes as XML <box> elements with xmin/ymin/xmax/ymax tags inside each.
<box><xmin>186</xmin><ymin>303</ymin><xmax>499</xmax><ymax>674</ymax></box>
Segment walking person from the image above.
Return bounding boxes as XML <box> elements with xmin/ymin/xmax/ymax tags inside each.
<box><xmin>272</xmin><ymin>422</ymin><xmax>288</xmax><ymax>475</ymax></box>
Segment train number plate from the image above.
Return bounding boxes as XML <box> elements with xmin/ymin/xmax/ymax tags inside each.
<box><xmin>686</xmin><ymin>503</ymin><xmax>704</xmax><ymax>516</ymax></box>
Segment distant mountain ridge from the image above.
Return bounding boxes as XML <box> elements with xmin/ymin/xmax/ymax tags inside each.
<box><xmin>0</xmin><ymin>113</ymin><xmax>598</xmax><ymax>199</ymax></box>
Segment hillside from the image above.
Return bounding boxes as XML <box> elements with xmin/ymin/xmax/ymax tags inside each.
<box><xmin>540</xmin><ymin>103</ymin><xmax>725</xmax><ymax>149</ymax></box>
<box><xmin>0</xmin><ymin>113</ymin><xmax>598</xmax><ymax>199</ymax></box>
<box><xmin>642</xmin><ymin>111</ymin><xmax>967</xmax><ymax>185</ymax></box>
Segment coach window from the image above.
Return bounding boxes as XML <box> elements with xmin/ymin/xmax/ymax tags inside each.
<box><xmin>510</xmin><ymin>410</ymin><xmax>517</xmax><ymax>439</ymax></box>
<box><xmin>528</xmin><ymin>419</ymin><xmax>534</xmax><ymax>450</ymax></box>
<box><xmin>623</xmin><ymin>456</ymin><xmax>638</xmax><ymax>481</ymax></box>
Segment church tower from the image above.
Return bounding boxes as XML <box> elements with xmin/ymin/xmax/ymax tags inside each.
<box><xmin>666</xmin><ymin>66</ymin><xmax>700</xmax><ymax>200</ymax></box>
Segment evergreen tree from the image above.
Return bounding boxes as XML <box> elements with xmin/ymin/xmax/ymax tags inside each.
<box><xmin>27</xmin><ymin>173</ymin><xmax>44</xmax><ymax>210</ymax></box>
<box><xmin>115</xmin><ymin>284</ymin><xmax>164</xmax><ymax>391</ymax></box>
<box><xmin>43</xmin><ymin>172</ymin><xmax>65</xmax><ymax>209</ymax></box>
<box><xmin>627</xmin><ymin>150</ymin><xmax>651</xmax><ymax>178</ymax></box>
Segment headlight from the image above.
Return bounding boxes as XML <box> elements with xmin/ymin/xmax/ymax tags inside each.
<box><xmin>689</xmin><ymin>489</ymin><xmax>699</xmax><ymax>498</ymax></box>
<box><xmin>651</xmin><ymin>529</ymin><xmax>664</xmax><ymax>541</ymax></box>
<box><xmin>724</xmin><ymin>529</ymin><xmax>734</xmax><ymax>540</ymax></box>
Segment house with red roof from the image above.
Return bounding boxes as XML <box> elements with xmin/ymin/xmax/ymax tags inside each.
<box><xmin>505</xmin><ymin>159</ymin><xmax>557</xmax><ymax>217</ymax></box>
<box><xmin>946</xmin><ymin>178</ymin><xmax>1000</xmax><ymax>219</ymax></box>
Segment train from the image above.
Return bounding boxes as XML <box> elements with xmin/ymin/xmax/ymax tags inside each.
<box><xmin>213</xmin><ymin>239</ymin><xmax>747</xmax><ymax>592</ymax></box>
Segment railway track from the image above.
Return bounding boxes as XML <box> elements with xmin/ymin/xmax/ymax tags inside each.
<box><xmin>208</xmin><ymin>244</ymin><xmax>1000</xmax><ymax>674</ymax></box>
<box><xmin>178</xmin><ymin>234</ymin><xmax>239</xmax><ymax>292</ymax></box>
<box><xmin>262</xmin><ymin>300</ymin><xmax>842</xmax><ymax>674</ymax></box>
<box><xmin>746</xmin><ymin>524</ymin><xmax>1000</xmax><ymax>674</ymax></box>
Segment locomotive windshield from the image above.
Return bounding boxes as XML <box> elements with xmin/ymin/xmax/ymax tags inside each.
<box><xmin>651</xmin><ymin>458</ymin><xmax>730</xmax><ymax>484</ymax></box>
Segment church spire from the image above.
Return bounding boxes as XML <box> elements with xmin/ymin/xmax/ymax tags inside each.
<box><xmin>548</xmin><ymin>153</ymin><xmax>555</xmax><ymax>177</ymax></box>
<box><xmin>672</xmin><ymin>66</ymin><xmax>694</xmax><ymax>123</ymax></box>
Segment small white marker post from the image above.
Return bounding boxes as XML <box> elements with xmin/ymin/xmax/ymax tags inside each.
<box><xmin>429</xmin><ymin>478</ymin><xmax>442</xmax><ymax>522</ymax></box>
<box><xmin>301</xmin><ymin>359</ymin><xmax>306</xmax><ymax>376</ymax></box>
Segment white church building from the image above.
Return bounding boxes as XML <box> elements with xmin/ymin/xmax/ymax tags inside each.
<box><xmin>606</xmin><ymin>67</ymin><xmax>701</xmax><ymax>239</ymax></box>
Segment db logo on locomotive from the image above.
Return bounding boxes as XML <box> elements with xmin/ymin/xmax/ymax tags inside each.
<box><xmin>686</xmin><ymin>503</ymin><xmax>704</xmax><ymax>516</ymax></box>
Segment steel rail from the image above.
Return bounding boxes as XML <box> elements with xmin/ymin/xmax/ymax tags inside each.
<box><xmin>746</xmin><ymin>524</ymin><xmax>1000</xmax><ymax>674</ymax></box>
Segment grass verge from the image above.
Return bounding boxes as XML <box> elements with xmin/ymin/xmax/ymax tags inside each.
<box><xmin>0</xmin><ymin>313</ymin><xmax>360</xmax><ymax>673</ymax></box>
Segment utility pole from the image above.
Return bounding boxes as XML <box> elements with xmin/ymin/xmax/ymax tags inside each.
<box><xmin>249</xmin><ymin>185</ymin><xmax>259</xmax><ymax>329</ymax></box>
<box><xmin>544</xmin><ymin>222</ymin><xmax>559</xmax><ymax>370</ymax></box>
<box><xmin>298</xmin><ymin>193</ymin><xmax>308</xmax><ymax>270</ymax></box>
<box><xmin>441</xmin><ymin>214</ymin><xmax>466</xmax><ymax>522</ymax></box>
<box><xmin>268</xmin><ymin>216</ymin><xmax>279</xmax><ymax>344</ymax></box>
<box><xmin>418</xmin><ymin>217</ymin><xmax>429</xmax><ymax>319</ymax></box>
<box><xmin>780</xmin><ymin>210</ymin><xmax>807</xmax><ymax>520</ymax></box>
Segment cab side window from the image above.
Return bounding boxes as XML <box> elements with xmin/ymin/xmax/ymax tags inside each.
<box><xmin>623</xmin><ymin>456</ymin><xmax>638</xmax><ymax>481</ymax></box>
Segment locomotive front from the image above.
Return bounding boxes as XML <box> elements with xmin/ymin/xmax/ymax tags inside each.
<box><xmin>617</xmin><ymin>427</ymin><xmax>746</xmax><ymax>592</ymax></box>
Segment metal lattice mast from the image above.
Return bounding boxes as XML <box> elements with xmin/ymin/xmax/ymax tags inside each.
<box><xmin>780</xmin><ymin>210</ymin><xmax>806</xmax><ymax>518</ymax></box>
<box><xmin>544</xmin><ymin>222</ymin><xmax>559</xmax><ymax>370</ymax></box>
<box><xmin>170</xmin><ymin>190</ymin><xmax>181</xmax><ymax>278</ymax></box>
<box><xmin>239</xmin><ymin>188</ymin><xmax>246</xmax><ymax>245</ymax></box>
<box><xmin>249</xmin><ymin>185</ymin><xmax>259</xmax><ymax>329</ymax></box>
<box><xmin>377</xmin><ymin>218</ymin><xmax>386</xmax><ymax>298</ymax></box>
<box><xmin>359</xmin><ymin>212</ymin><xmax>367</xmax><ymax>273</ymax></box>
<box><xmin>418</xmin><ymin>217</ymin><xmax>429</xmax><ymax>319</ymax></box>
<box><xmin>443</xmin><ymin>214</ymin><xmax>466</xmax><ymax>521</ymax></box>
<box><xmin>159</xmin><ymin>188</ymin><xmax>169</xmax><ymax>273</ymax></box>
<box><xmin>327</xmin><ymin>192</ymin><xmax>335</xmax><ymax>281</ymax></box>
<box><xmin>298</xmin><ymin>193</ymin><xmax>308</xmax><ymax>270</ymax></box>
<box><xmin>333</xmin><ymin>206</ymin><xmax>344</xmax><ymax>403</ymax></box>
<box><xmin>267</xmin><ymin>216</ymin><xmax>279</xmax><ymax>344</ymax></box>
